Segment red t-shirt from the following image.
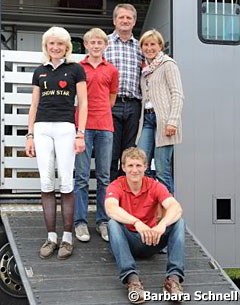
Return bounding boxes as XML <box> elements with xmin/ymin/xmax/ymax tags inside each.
<box><xmin>75</xmin><ymin>56</ymin><xmax>118</xmax><ymax>131</ymax></box>
<box><xmin>105</xmin><ymin>176</ymin><xmax>172</xmax><ymax>231</ymax></box>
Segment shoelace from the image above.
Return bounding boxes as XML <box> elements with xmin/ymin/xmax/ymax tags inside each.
<box><xmin>60</xmin><ymin>241</ymin><xmax>72</xmax><ymax>249</ymax></box>
<box><xmin>165</xmin><ymin>278</ymin><xmax>183</xmax><ymax>292</ymax></box>
<box><xmin>43</xmin><ymin>240</ymin><xmax>56</xmax><ymax>247</ymax></box>
<box><xmin>127</xmin><ymin>281</ymin><xmax>143</xmax><ymax>290</ymax></box>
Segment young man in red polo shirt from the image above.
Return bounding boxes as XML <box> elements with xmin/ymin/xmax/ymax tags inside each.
<box><xmin>74</xmin><ymin>28</ymin><xmax>118</xmax><ymax>242</ymax></box>
<box><xmin>105</xmin><ymin>147</ymin><xmax>185</xmax><ymax>304</ymax></box>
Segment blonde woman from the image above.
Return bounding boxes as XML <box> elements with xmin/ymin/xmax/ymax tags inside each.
<box><xmin>136</xmin><ymin>29</ymin><xmax>184</xmax><ymax>194</ymax></box>
<box><xmin>25</xmin><ymin>26</ymin><xmax>87</xmax><ymax>259</ymax></box>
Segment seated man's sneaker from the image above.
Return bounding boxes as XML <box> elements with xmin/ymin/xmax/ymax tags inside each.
<box><xmin>39</xmin><ymin>240</ymin><xmax>58</xmax><ymax>259</ymax></box>
<box><xmin>75</xmin><ymin>223</ymin><xmax>90</xmax><ymax>242</ymax></box>
<box><xmin>127</xmin><ymin>280</ymin><xmax>145</xmax><ymax>304</ymax></box>
<box><xmin>163</xmin><ymin>275</ymin><xmax>183</xmax><ymax>302</ymax></box>
<box><xmin>57</xmin><ymin>241</ymin><xmax>73</xmax><ymax>260</ymax></box>
<box><xmin>96</xmin><ymin>222</ymin><xmax>109</xmax><ymax>242</ymax></box>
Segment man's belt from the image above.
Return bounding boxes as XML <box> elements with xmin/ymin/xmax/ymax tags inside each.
<box><xmin>117</xmin><ymin>96</ymin><xmax>138</xmax><ymax>102</ymax></box>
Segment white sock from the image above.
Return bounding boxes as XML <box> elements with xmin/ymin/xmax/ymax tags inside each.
<box><xmin>48</xmin><ymin>232</ymin><xmax>57</xmax><ymax>243</ymax></box>
<box><xmin>62</xmin><ymin>231</ymin><xmax>73</xmax><ymax>244</ymax></box>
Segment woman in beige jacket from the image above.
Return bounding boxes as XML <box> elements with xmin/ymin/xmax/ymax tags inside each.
<box><xmin>136</xmin><ymin>29</ymin><xmax>184</xmax><ymax>194</ymax></box>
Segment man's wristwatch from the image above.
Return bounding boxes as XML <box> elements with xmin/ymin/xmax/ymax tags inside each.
<box><xmin>76</xmin><ymin>129</ymin><xmax>85</xmax><ymax>139</ymax></box>
<box><xmin>77</xmin><ymin>129</ymin><xmax>85</xmax><ymax>135</ymax></box>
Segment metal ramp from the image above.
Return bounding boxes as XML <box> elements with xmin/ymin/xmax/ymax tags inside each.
<box><xmin>1</xmin><ymin>208</ymin><xmax>239</xmax><ymax>305</ymax></box>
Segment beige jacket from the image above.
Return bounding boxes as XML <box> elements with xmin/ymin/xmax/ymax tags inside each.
<box><xmin>136</xmin><ymin>55</ymin><xmax>184</xmax><ymax>147</ymax></box>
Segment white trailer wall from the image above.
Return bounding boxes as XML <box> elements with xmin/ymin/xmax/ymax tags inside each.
<box><xmin>143</xmin><ymin>0</ymin><xmax>240</xmax><ymax>267</ymax></box>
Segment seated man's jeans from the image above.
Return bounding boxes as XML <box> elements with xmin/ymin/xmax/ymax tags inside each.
<box><xmin>108</xmin><ymin>218</ymin><xmax>185</xmax><ymax>284</ymax></box>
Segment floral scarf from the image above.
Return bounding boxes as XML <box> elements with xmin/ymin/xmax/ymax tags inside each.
<box><xmin>142</xmin><ymin>51</ymin><xmax>164</xmax><ymax>78</ymax></box>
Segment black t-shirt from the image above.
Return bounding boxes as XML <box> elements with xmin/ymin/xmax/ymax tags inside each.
<box><xmin>32</xmin><ymin>62</ymin><xmax>86</xmax><ymax>123</ymax></box>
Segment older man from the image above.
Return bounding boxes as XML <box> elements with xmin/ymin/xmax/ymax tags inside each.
<box><xmin>105</xmin><ymin>4</ymin><xmax>143</xmax><ymax>181</ymax></box>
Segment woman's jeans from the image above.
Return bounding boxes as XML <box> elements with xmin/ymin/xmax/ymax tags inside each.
<box><xmin>137</xmin><ymin>113</ymin><xmax>174</xmax><ymax>194</ymax></box>
<box><xmin>74</xmin><ymin>129</ymin><xmax>113</xmax><ymax>226</ymax></box>
<box><xmin>108</xmin><ymin>218</ymin><xmax>185</xmax><ymax>283</ymax></box>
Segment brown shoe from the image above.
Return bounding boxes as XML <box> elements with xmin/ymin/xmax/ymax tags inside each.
<box><xmin>163</xmin><ymin>276</ymin><xmax>183</xmax><ymax>302</ymax></box>
<box><xmin>39</xmin><ymin>240</ymin><xmax>58</xmax><ymax>259</ymax></box>
<box><xmin>57</xmin><ymin>241</ymin><xmax>73</xmax><ymax>260</ymax></box>
<box><xmin>127</xmin><ymin>280</ymin><xmax>145</xmax><ymax>304</ymax></box>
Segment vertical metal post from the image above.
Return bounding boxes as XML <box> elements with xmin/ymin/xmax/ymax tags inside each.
<box><xmin>206</xmin><ymin>0</ymin><xmax>210</xmax><ymax>39</ymax></box>
<box><xmin>231</xmin><ymin>0</ymin><xmax>234</xmax><ymax>41</ymax></box>
<box><xmin>0</xmin><ymin>0</ymin><xmax>2</xmax><ymax>188</ymax></box>
<box><xmin>223</xmin><ymin>0</ymin><xmax>225</xmax><ymax>40</ymax></box>
<box><xmin>215</xmin><ymin>0</ymin><xmax>218</xmax><ymax>40</ymax></box>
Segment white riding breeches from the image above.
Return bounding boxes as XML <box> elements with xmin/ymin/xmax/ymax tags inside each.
<box><xmin>34</xmin><ymin>122</ymin><xmax>76</xmax><ymax>193</ymax></box>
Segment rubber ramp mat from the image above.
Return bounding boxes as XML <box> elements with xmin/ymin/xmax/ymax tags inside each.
<box><xmin>2</xmin><ymin>211</ymin><xmax>239</xmax><ymax>305</ymax></box>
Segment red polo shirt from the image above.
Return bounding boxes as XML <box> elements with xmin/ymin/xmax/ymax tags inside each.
<box><xmin>105</xmin><ymin>176</ymin><xmax>172</xmax><ymax>231</ymax></box>
<box><xmin>75</xmin><ymin>56</ymin><xmax>118</xmax><ymax>131</ymax></box>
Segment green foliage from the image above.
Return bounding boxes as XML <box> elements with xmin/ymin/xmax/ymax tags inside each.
<box><xmin>224</xmin><ymin>268</ymin><xmax>240</xmax><ymax>280</ymax></box>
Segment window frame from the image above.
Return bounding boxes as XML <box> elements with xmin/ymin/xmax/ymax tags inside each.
<box><xmin>212</xmin><ymin>195</ymin><xmax>235</xmax><ymax>224</ymax></box>
<box><xmin>198</xmin><ymin>0</ymin><xmax>240</xmax><ymax>45</ymax></box>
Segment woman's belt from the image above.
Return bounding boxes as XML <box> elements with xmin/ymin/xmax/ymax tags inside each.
<box><xmin>144</xmin><ymin>108</ymin><xmax>155</xmax><ymax>114</ymax></box>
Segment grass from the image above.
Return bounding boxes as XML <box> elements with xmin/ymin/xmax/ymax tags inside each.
<box><xmin>224</xmin><ymin>268</ymin><xmax>240</xmax><ymax>280</ymax></box>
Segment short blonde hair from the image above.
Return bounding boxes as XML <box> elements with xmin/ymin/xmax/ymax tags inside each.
<box><xmin>121</xmin><ymin>147</ymin><xmax>147</xmax><ymax>165</ymax></box>
<box><xmin>83</xmin><ymin>28</ymin><xmax>108</xmax><ymax>44</ymax></box>
<box><xmin>139</xmin><ymin>29</ymin><xmax>165</xmax><ymax>51</ymax></box>
<box><xmin>42</xmin><ymin>26</ymin><xmax>73</xmax><ymax>63</ymax></box>
<box><xmin>113</xmin><ymin>3</ymin><xmax>137</xmax><ymax>20</ymax></box>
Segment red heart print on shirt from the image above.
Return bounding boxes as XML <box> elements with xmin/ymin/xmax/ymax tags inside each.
<box><xmin>59</xmin><ymin>80</ymin><xmax>67</xmax><ymax>88</ymax></box>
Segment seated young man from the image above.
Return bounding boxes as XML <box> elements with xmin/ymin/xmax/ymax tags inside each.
<box><xmin>105</xmin><ymin>147</ymin><xmax>185</xmax><ymax>304</ymax></box>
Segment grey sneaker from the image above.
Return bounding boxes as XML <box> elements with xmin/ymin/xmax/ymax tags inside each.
<box><xmin>96</xmin><ymin>222</ymin><xmax>109</xmax><ymax>242</ymax></box>
<box><xmin>75</xmin><ymin>223</ymin><xmax>90</xmax><ymax>242</ymax></box>
<box><xmin>57</xmin><ymin>241</ymin><xmax>73</xmax><ymax>260</ymax></box>
<box><xmin>39</xmin><ymin>240</ymin><xmax>58</xmax><ymax>259</ymax></box>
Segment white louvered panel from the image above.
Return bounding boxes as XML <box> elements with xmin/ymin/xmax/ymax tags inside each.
<box><xmin>3</xmin><ymin>178</ymin><xmax>96</xmax><ymax>191</ymax></box>
<box><xmin>2</xmin><ymin>51</ymin><xmax>42</xmax><ymax>63</ymax></box>
<box><xmin>5</xmin><ymin>72</ymin><xmax>33</xmax><ymax>84</ymax></box>
<box><xmin>2</xmin><ymin>51</ymin><xmax>84</xmax><ymax>63</ymax></box>
<box><xmin>5</xmin><ymin>136</ymin><xmax>26</xmax><ymax>147</ymax></box>
<box><xmin>4</xmin><ymin>178</ymin><xmax>42</xmax><ymax>190</ymax></box>
<box><xmin>4</xmin><ymin>93</ymin><xmax>32</xmax><ymax>105</ymax></box>
<box><xmin>5</xmin><ymin>157</ymin><xmax>38</xmax><ymax>169</ymax></box>
<box><xmin>4</xmin><ymin>114</ymin><xmax>28</xmax><ymax>126</ymax></box>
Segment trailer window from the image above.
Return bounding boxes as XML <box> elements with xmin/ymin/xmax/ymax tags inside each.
<box><xmin>199</xmin><ymin>0</ymin><xmax>240</xmax><ymax>44</ymax></box>
<box><xmin>213</xmin><ymin>196</ymin><xmax>235</xmax><ymax>223</ymax></box>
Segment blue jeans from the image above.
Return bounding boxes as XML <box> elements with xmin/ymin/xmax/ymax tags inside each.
<box><xmin>137</xmin><ymin>113</ymin><xmax>174</xmax><ymax>194</ymax></box>
<box><xmin>74</xmin><ymin>130</ymin><xmax>113</xmax><ymax>226</ymax></box>
<box><xmin>108</xmin><ymin>218</ymin><xmax>185</xmax><ymax>283</ymax></box>
<box><xmin>110</xmin><ymin>97</ymin><xmax>141</xmax><ymax>181</ymax></box>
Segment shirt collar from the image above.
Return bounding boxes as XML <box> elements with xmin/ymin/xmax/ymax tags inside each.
<box><xmin>112</xmin><ymin>31</ymin><xmax>134</xmax><ymax>42</ymax></box>
<box><xmin>122</xmin><ymin>176</ymin><xmax>149</xmax><ymax>194</ymax></box>
<box><xmin>44</xmin><ymin>58</ymin><xmax>65</xmax><ymax>68</ymax></box>
<box><xmin>81</xmin><ymin>55</ymin><xmax>108</xmax><ymax>66</ymax></box>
